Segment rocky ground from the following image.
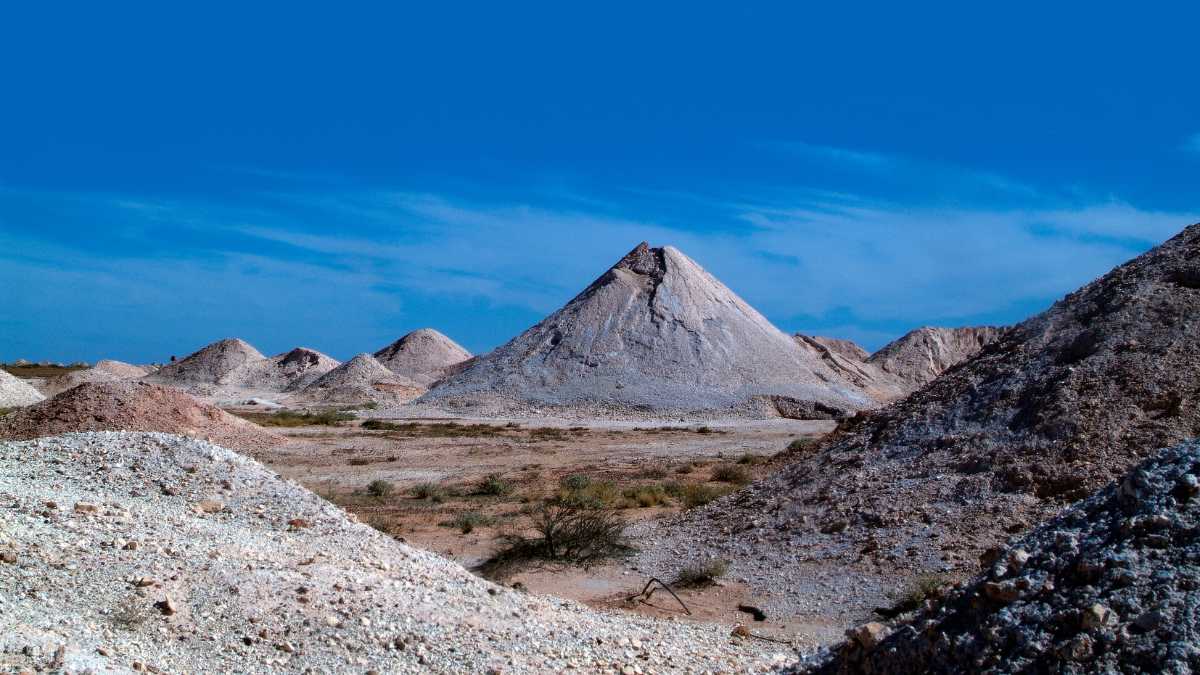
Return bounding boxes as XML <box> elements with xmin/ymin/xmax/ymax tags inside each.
<box><xmin>793</xmin><ymin>440</ymin><xmax>1200</xmax><ymax>674</ymax></box>
<box><xmin>0</xmin><ymin>432</ymin><xmax>792</xmax><ymax>673</ymax></box>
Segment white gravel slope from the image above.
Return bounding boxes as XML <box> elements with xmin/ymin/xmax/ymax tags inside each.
<box><xmin>0</xmin><ymin>369</ymin><xmax>45</xmax><ymax>407</ymax></box>
<box><xmin>0</xmin><ymin>432</ymin><xmax>786</xmax><ymax>673</ymax></box>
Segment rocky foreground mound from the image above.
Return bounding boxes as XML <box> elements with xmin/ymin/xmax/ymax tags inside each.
<box><xmin>374</xmin><ymin>328</ymin><xmax>472</xmax><ymax>386</ymax></box>
<box><xmin>421</xmin><ymin>242</ymin><xmax>877</xmax><ymax>419</ymax></box>
<box><xmin>147</xmin><ymin>338</ymin><xmax>266</xmax><ymax>385</ymax></box>
<box><xmin>795</xmin><ymin>440</ymin><xmax>1200</xmax><ymax>674</ymax></box>
<box><xmin>220</xmin><ymin>347</ymin><xmax>341</xmax><ymax>391</ymax></box>
<box><xmin>637</xmin><ymin>222</ymin><xmax>1200</xmax><ymax>630</ymax></box>
<box><xmin>0</xmin><ymin>382</ymin><xmax>282</xmax><ymax>452</ymax></box>
<box><xmin>0</xmin><ymin>369</ymin><xmax>45</xmax><ymax>407</ymax></box>
<box><xmin>297</xmin><ymin>354</ymin><xmax>424</xmax><ymax>406</ymax></box>
<box><xmin>0</xmin><ymin>432</ymin><xmax>785</xmax><ymax>673</ymax></box>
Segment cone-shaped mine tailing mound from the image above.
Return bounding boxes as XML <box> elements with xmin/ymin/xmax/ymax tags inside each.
<box><xmin>373</xmin><ymin>328</ymin><xmax>472</xmax><ymax>386</ymax></box>
<box><xmin>218</xmin><ymin>347</ymin><xmax>341</xmax><ymax>392</ymax></box>
<box><xmin>41</xmin><ymin>360</ymin><xmax>151</xmax><ymax>397</ymax></box>
<box><xmin>297</xmin><ymin>353</ymin><xmax>424</xmax><ymax>405</ymax></box>
<box><xmin>866</xmin><ymin>325</ymin><xmax>1004</xmax><ymax>388</ymax></box>
<box><xmin>0</xmin><ymin>381</ymin><xmax>282</xmax><ymax>452</ymax></box>
<box><xmin>147</xmin><ymin>338</ymin><xmax>266</xmax><ymax>385</ymax></box>
<box><xmin>0</xmin><ymin>369</ymin><xmax>45</xmax><ymax>407</ymax></box>
<box><xmin>793</xmin><ymin>440</ymin><xmax>1200</xmax><ymax>674</ymax></box>
<box><xmin>0</xmin><ymin>432</ymin><xmax>777</xmax><ymax>672</ymax></box>
<box><xmin>639</xmin><ymin>222</ymin><xmax>1200</xmax><ymax>631</ymax></box>
<box><xmin>421</xmin><ymin>242</ymin><xmax>877</xmax><ymax>418</ymax></box>
<box><xmin>797</xmin><ymin>335</ymin><xmax>871</xmax><ymax>362</ymax></box>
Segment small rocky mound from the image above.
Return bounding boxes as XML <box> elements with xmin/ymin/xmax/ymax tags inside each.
<box><xmin>795</xmin><ymin>441</ymin><xmax>1200</xmax><ymax>674</ymax></box>
<box><xmin>866</xmin><ymin>326</ymin><xmax>1003</xmax><ymax>388</ymax></box>
<box><xmin>373</xmin><ymin>328</ymin><xmax>472</xmax><ymax>386</ymax></box>
<box><xmin>421</xmin><ymin>242</ymin><xmax>877</xmax><ymax>418</ymax></box>
<box><xmin>219</xmin><ymin>347</ymin><xmax>341</xmax><ymax>392</ymax></box>
<box><xmin>297</xmin><ymin>354</ymin><xmax>424</xmax><ymax>406</ymax></box>
<box><xmin>0</xmin><ymin>370</ymin><xmax>45</xmax><ymax>407</ymax></box>
<box><xmin>638</xmin><ymin>222</ymin><xmax>1200</xmax><ymax>632</ymax></box>
<box><xmin>0</xmin><ymin>432</ymin><xmax>784</xmax><ymax>672</ymax></box>
<box><xmin>93</xmin><ymin>360</ymin><xmax>151</xmax><ymax>379</ymax></box>
<box><xmin>41</xmin><ymin>360</ymin><xmax>150</xmax><ymax>397</ymax></box>
<box><xmin>146</xmin><ymin>338</ymin><xmax>265</xmax><ymax>385</ymax></box>
<box><xmin>0</xmin><ymin>382</ymin><xmax>281</xmax><ymax>452</ymax></box>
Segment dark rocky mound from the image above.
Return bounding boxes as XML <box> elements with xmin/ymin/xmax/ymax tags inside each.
<box><xmin>640</xmin><ymin>222</ymin><xmax>1200</xmax><ymax>627</ymax></box>
<box><xmin>420</xmin><ymin>243</ymin><xmax>877</xmax><ymax>418</ymax></box>
<box><xmin>0</xmin><ymin>381</ymin><xmax>283</xmax><ymax>452</ymax></box>
<box><xmin>796</xmin><ymin>440</ymin><xmax>1200</xmax><ymax>674</ymax></box>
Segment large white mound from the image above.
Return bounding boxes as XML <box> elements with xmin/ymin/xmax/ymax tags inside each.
<box><xmin>146</xmin><ymin>338</ymin><xmax>266</xmax><ymax>385</ymax></box>
<box><xmin>220</xmin><ymin>347</ymin><xmax>341</xmax><ymax>392</ymax></box>
<box><xmin>0</xmin><ymin>432</ymin><xmax>781</xmax><ymax>673</ymax></box>
<box><xmin>420</xmin><ymin>242</ymin><xmax>876</xmax><ymax>418</ymax></box>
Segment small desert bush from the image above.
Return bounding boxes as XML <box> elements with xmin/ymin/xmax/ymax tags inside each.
<box><xmin>411</xmin><ymin>482</ymin><xmax>446</xmax><ymax>502</ymax></box>
<box><xmin>441</xmin><ymin>511</ymin><xmax>495</xmax><ymax>534</ymax></box>
<box><xmin>475</xmin><ymin>473</ymin><xmax>515</xmax><ymax>497</ymax></box>
<box><xmin>786</xmin><ymin>437</ymin><xmax>816</xmax><ymax>452</ymax></box>
<box><xmin>736</xmin><ymin>452</ymin><xmax>765</xmax><ymax>465</ymax></box>
<box><xmin>481</xmin><ymin>502</ymin><xmax>629</xmax><ymax>576</ymax></box>
<box><xmin>899</xmin><ymin>573</ymin><xmax>949</xmax><ymax>607</ymax></box>
<box><xmin>667</xmin><ymin>482</ymin><xmax>734</xmax><ymax>509</ymax></box>
<box><xmin>674</xmin><ymin>462</ymin><xmax>694</xmax><ymax>474</ymax></box>
<box><xmin>559</xmin><ymin>474</ymin><xmax>593</xmax><ymax>491</ymax></box>
<box><xmin>639</xmin><ymin>466</ymin><xmax>668</xmax><ymax>480</ymax></box>
<box><xmin>361</xmin><ymin>420</ymin><xmax>504</xmax><ymax>437</ymax></box>
<box><xmin>674</xmin><ymin>558</ymin><xmax>729</xmax><ymax>587</ymax></box>
<box><xmin>558</xmin><ymin>478</ymin><xmax>622</xmax><ymax>509</ymax></box>
<box><xmin>365</xmin><ymin>513</ymin><xmax>403</xmax><ymax>537</ymax></box>
<box><xmin>254</xmin><ymin>409</ymin><xmax>355</xmax><ymax>427</ymax></box>
<box><xmin>366</xmin><ymin>479</ymin><xmax>395</xmax><ymax>497</ymax></box>
<box><xmin>695</xmin><ymin>426</ymin><xmax>715</xmax><ymax>434</ymax></box>
<box><xmin>528</xmin><ymin>427</ymin><xmax>569</xmax><ymax>442</ymax></box>
<box><xmin>622</xmin><ymin>484</ymin><xmax>671</xmax><ymax>508</ymax></box>
<box><xmin>109</xmin><ymin>596</ymin><xmax>152</xmax><ymax>630</ymax></box>
<box><xmin>711</xmin><ymin>464</ymin><xmax>750</xmax><ymax>484</ymax></box>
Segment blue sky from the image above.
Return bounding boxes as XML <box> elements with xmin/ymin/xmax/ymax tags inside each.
<box><xmin>2</xmin><ymin>2</ymin><xmax>1198</xmax><ymax>363</ymax></box>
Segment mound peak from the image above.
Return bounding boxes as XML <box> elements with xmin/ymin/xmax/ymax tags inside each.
<box><xmin>641</xmin><ymin>221</ymin><xmax>1200</xmax><ymax>627</ymax></box>
<box><xmin>0</xmin><ymin>369</ymin><xmax>45</xmax><ymax>407</ymax></box>
<box><xmin>220</xmin><ymin>347</ymin><xmax>341</xmax><ymax>392</ymax></box>
<box><xmin>41</xmin><ymin>359</ymin><xmax>150</xmax><ymax>397</ymax></box>
<box><xmin>421</xmin><ymin>242</ymin><xmax>877</xmax><ymax>417</ymax></box>
<box><xmin>373</xmin><ymin>328</ymin><xmax>472</xmax><ymax>386</ymax></box>
<box><xmin>149</xmin><ymin>338</ymin><xmax>266</xmax><ymax>385</ymax></box>
<box><xmin>0</xmin><ymin>381</ymin><xmax>282</xmax><ymax>452</ymax></box>
<box><xmin>298</xmin><ymin>354</ymin><xmax>423</xmax><ymax>405</ymax></box>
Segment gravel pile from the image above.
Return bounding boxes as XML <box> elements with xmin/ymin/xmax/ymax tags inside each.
<box><xmin>298</xmin><ymin>354</ymin><xmax>425</xmax><ymax>406</ymax></box>
<box><xmin>41</xmin><ymin>360</ymin><xmax>150</xmax><ymax>398</ymax></box>
<box><xmin>421</xmin><ymin>242</ymin><xmax>877</xmax><ymax>419</ymax></box>
<box><xmin>0</xmin><ymin>382</ymin><xmax>282</xmax><ymax>453</ymax></box>
<box><xmin>793</xmin><ymin>440</ymin><xmax>1200</xmax><ymax>674</ymax></box>
<box><xmin>94</xmin><ymin>360</ymin><xmax>152</xmax><ymax>379</ymax></box>
<box><xmin>795</xmin><ymin>336</ymin><xmax>870</xmax><ymax>362</ymax></box>
<box><xmin>220</xmin><ymin>347</ymin><xmax>341</xmax><ymax>392</ymax></box>
<box><xmin>146</xmin><ymin>338</ymin><xmax>266</xmax><ymax>386</ymax></box>
<box><xmin>0</xmin><ymin>369</ymin><xmax>45</xmax><ymax>407</ymax></box>
<box><xmin>637</xmin><ymin>222</ymin><xmax>1200</xmax><ymax>633</ymax></box>
<box><xmin>374</xmin><ymin>328</ymin><xmax>472</xmax><ymax>387</ymax></box>
<box><xmin>0</xmin><ymin>432</ymin><xmax>789</xmax><ymax>673</ymax></box>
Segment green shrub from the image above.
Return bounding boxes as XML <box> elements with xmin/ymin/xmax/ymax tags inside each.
<box><xmin>621</xmin><ymin>484</ymin><xmax>671</xmax><ymax>508</ymax></box>
<box><xmin>440</xmin><ymin>511</ymin><xmax>495</xmax><ymax>534</ymax></box>
<box><xmin>711</xmin><ymin>464</ymin><xmax>750</xmax><ymax>484</ymax></box>
<box><xmin>481</xmin><ymin>502</ymin><xmax>629</xmax><ymax>576</ymax></box>
<box><xmin>366</xmin><ymin>479</ymin><xmax>394</xmax><ymax>497</ymax></box>
<box><xmin>675</xmin><ymin>558</ymin><xmax>729</xmax><ymax>587</ymax></box>
<box><xmin>558</xmin><ymin>479</ymin><xmax>621</xmax><ymax>508</ymax></box>
<box><xmin>251</xmin><ymin>409</ymin><xmax>355</xmax><ymax>427</ymax></box>
<box><xmin>411</xmin><ymin>482</ymin><xmax>446</xmax><ymax>502</ymax></box>
<box><xmin>670</xmin><ymin>482</ymin><xmax>734</xmax><ymax>509</ymax></box>
<box><xmin>475</xmin><ymin>473</ymin><xmax>515</xmax><ymax>497</ymax></box>
<box><xmin>559</xmin><ymin>474</ymin><xmax>593</xmax><ymax>491</ymax></box>
<box><xmin>787</xmin><ymin>437</ymin><xmax>816</xmax><ymax>452</ymax></box>
<box><xmin>674</xmin><ymin>462</ymin><xmax>694</xmax><ymax>474</ymax></box>
<box><xmin>736</xmin><ymin>452</ymin><xmax>765</xmax><ymax>465</ymax></box>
